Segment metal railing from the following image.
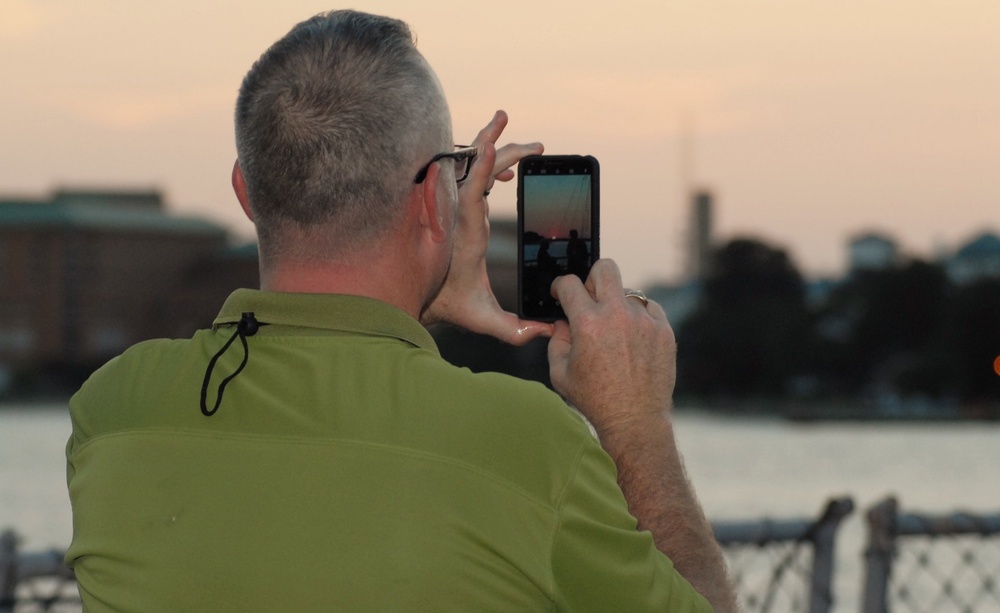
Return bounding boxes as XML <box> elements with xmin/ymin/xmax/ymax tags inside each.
<box><xmin>4</xmin><ymin>504</ymin><xmax>856</xmax><ymax>613</ymax></box>
<box><xmin>0</xmin><ymin>531</ymin><xmax>79</xmax><ymax>613</ymax></box>
<box><xmin>6</xmin><ymin>496</ymin><xmax>1000</xmax><ymax>612</ymax></box>
<box><xmin>713</xmin><ymin>497</ymin><xmax>856</xmax><ymax>613</ymax></box>
<box><xmin>862</xmin><ymin>497</ymin><xmax>1000</xmax><ymax>613</ymax></box>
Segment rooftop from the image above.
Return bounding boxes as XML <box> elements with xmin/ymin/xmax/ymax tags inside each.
<box><xmin>0</xmin><ymin>189</ymin><xmax>226</xmax><ymax>236</ymax></box>
<box><xmin>954</xmin><ymin>232</ymin><xmax>1000</xmax><ymax>259</ymax></box>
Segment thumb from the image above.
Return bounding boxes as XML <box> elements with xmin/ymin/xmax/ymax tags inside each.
<box><xmin>505</xmin><ymin>319</ymin><xmax>555</xmax><ymax>346</ymax></box>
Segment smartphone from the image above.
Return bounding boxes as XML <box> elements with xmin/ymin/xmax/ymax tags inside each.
<box><xmin>517</xmin><ymin>154</ymin><xmax>600</xmax><ymax>321</ymax></box>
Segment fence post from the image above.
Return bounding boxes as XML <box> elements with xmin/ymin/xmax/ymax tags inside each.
<box><xmin>0</xmin><ymin>530</ymin><xmax>18</xmax><ymax>613</ymax></box>
<box><xmin>808</xmin><ymin>497</ymin><xmax>855</xmax><ymax>613</ymax></box>
<box><xmin>862</xmin><ymin>496</ymin><xmax>898</xmax><ymax>613</ymax></box>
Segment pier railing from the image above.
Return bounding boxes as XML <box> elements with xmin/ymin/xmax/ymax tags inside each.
<box><xmin>862</xmin><ymin>497</ymin><xmax>1000</xmax><ymax>613</ymax></box>
<box><xmin>4</xmin><ymin>496</ymin><xmax>1000</xmax><ymax>612</ymax></box>
<box><xmin>714</xmin><ymin>497</ymin><xmax>855</xmax><ymax>613</ymax></box>
<box><xmin>0</xmin><ymin>531</ymin><xmax>78</xmax><ymax>613</ymax></box>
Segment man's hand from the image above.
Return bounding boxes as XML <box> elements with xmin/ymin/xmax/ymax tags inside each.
<box><xmin>548</xmin><ymin>260</ymin><xmax>676</xmax><ymax>433</ymax></box>
<box><xmin>548</xmin><ymin>259</ymin><xmax>739</xmax><ymax>612</ymax></box>
<box><xmin>420</xmin><ymin>110</ymin><xmax>553</xmax><ymax>345</ymax></box>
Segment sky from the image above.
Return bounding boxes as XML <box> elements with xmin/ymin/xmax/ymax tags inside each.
<box><xmin>523</xmin><ymin>174</ymin><xmax>593</xmax><ymax>240</ymax></box>
<box><xmin>2</xmin><ymin>0</ymin><xmax>998</xmax><ymax>287</ymax></box>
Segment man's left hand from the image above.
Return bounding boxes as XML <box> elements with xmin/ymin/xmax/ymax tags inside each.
<box><xmin>420</xmin><ymin>110</ymin><xmax>552</xmax><ymax>345</ymax></box>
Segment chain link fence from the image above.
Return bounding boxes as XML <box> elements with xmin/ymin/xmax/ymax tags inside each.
<box><xmin>862</xmin><ymin>497</ymin><xmax>1000</xmax><ymax>613</ymax></box>
<box><xmin>714</xmin><ymin>497</ymin><xmax>855</xmax><ymax>613</ymax></box>
<box><xmin>0</xmin><ymin>531</ymin><xmax>80</xmax><ymax>613</ymax></box>
<box><xmin>5</xmin><ymin>496</ymin><xmax>1000</xmax><ymax>612</ymax></box>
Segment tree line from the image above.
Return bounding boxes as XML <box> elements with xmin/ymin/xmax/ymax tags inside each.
<box><xmin>675</xmin><ymin>238</ymin><xmax>1000</xmax><ymax>417</ymax></box>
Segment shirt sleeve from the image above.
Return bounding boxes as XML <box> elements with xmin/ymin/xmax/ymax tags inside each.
<box><xmin>549</xmin><ymin>437</ymin><xmax>713</xmax><ymax>612</ymax></box>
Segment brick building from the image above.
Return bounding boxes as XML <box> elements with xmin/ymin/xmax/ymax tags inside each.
<box><xmin>0</xmin><ymin>193</ymin><xmax>547</xmax><ymax>395</ymax></box>
<box><xmin>0</xmin><ymin>189</ymin><xmax>258</xmax><ymax>393</ymax></box>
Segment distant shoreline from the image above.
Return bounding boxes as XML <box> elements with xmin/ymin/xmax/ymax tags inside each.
<box><xmin>676</xmin><ymin>398</ymin><xmax>1000</xmax><ymax>422</ymax></box>
<box><xmin>0</xmin><ymin>399</ymin><xmax>71</xmax><ymax>412</ymax></box>
<box><xmin>6</xmin><ymin>397</ymin><xmax>998</xmax><ymax>422</ymax></box>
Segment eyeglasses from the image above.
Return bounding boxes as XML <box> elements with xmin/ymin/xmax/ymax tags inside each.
<box><xmin>413</xmin><ymin>145</ymin><xmax>477</xmax><ymax>184</ymax></box>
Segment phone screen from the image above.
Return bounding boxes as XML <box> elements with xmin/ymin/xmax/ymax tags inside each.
<box><xmin>517</xmin><ymin>155</ymin><xmax>600</xmax><ymax>321</ymax></box>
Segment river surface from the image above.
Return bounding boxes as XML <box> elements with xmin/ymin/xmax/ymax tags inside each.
<box><xmin>2</xmin><ymin>403</ymin><xmax>998</xmax><ymax>611</ymax></box>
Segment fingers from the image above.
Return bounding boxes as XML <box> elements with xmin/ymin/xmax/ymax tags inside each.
<box><xmin>462</xmin><ymin>142</ymin><xmax>497</xmax><ymax>201</ymax></box>
<box><xmin>546</xmin><ymin>260</ymin><xmax>678</xmax><ymax>428</ymax></box>
<box><xmin>584</xmin><ymin>260</ymin><xmax>626</xmax><ymax>303</ymax></box>
<box><xmin>553</xmin><ymin>259</ymin><xmax>665</xmax><ymax>323</ymax></box>
<box><xmin>462</xmin><ymin>110</ymin><xmax>505</xmax><ymax>200</ymax></box>
<box><xmin>550</xmin><ymin>274</ymin><xmax>594</xmax><ymax>320</ymax></box>
<box><xmin>471</xmin><ymin>110</ymin><xmax>509</xmax><ymax>148</ymax></box>
<box><xmin>586</xmin><ymin>260</ymin><xmax>665</xmax><ymax>321</ymax></box>
<box><xmin>546</xmin><ymin>319</ymin><xmax>572</xmax><ymax>379</ymax></box>
<box><xmin>441</xmin><ymin>304</ymin><xmax>554</xmax><ymax>347</ymax></box>
<box><xmin>427</xmin><ymin>110</ymin><xmax>556</xmax><ymax>347</ymax></box>
<box><xmin>644</xmin><ymin>297</ymin><xmax>668</xmax><ymax>322</ymax></box>
<box><xmin>465</xmin><ymin>111</ymin><xmax>543</xmax><ymax>197</ymax></box>
<box><xmin>494</xmin><ymin>169</ymin><xmax>516</xmax><ymax>183</ymax></box>
<box><xmin>553</xmin><ymin>261</ymin><xmax>626</xmax><ymax>321</ymax></box>
<box><xmin>494</xmin><ymin>141</ymin><xmax>543</xmax><ymax>175</ymax></box>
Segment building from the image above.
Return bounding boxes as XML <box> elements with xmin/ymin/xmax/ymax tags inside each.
<box><xmin>847</xmin><ymin>232</ymin><xmax>898</xmax><ymax>273</ymax></box>
<box><xmin>946</xmin><ymin>231</ymin><xmax>1000</xmax><ymax>284</ymax></box>
<box><xmin>686</xmin><ymin>190</ymin><xmax>714</xmax><ymax>282</ymax></box>
<box><xmin>0</xmin><ymin>189</ymin><xmax>258</xmax><ymax>394</ymax></box>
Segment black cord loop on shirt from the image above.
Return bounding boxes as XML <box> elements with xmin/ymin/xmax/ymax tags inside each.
<box><xmin>200</xmin><ymin>312</ymin><xmax>263</xmax><ymax>417</ymax></box>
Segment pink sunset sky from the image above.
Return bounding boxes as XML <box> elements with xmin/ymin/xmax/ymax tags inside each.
<box><xmin>2</xmin><ymin>0</ymin><xmax>998</xmax><ymax>287</ymax></box>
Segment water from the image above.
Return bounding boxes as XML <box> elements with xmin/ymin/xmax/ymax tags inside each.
<box><xmin>674</xmin><ymin>412</ymin><xmax>1000</xmax><ymax>518</ymax></box>
<box><xmin>2</xmin><ymin>403</ymin><xmax>998</xmax><ymax>610</ymax></box>
<box><xmin>1</xmin><ymin>404</ymin><xmax>74</xmax><ymax>549</ymax></box>
<box><xmin>674</xmin><ymin>412</ymin><xmax>1000</xmax><ymax>611</ymax></box>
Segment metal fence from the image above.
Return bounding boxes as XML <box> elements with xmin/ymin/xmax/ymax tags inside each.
<box><xmin>0</xmin><ymin>531</ymin><xmax>79</xmax><ymax>613</ymax></box>
<box><xmin>862</xmin><ymin>497</ymin><xmax>1000</xmax><ymax>613</ymax></box>
<box><xmin>713</xmin><ymin>497</ymin><xmax>856</xmax><ymax>613</ymax></box>
<box><xmin>5</xmin><ymin>496</ymin><xmax>1000</xmax><ymax>612</ymax></box>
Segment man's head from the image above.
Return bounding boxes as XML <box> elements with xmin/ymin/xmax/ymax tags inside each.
<box><xmin>234</xmin><ymin>10</ymin><xmax>451</xmax><ymax>262</ymax></box>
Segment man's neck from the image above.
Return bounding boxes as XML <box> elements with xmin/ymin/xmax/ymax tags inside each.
<box><xmin>255</xmin><ymin>201</ymin><xmax>448</xmax><ymax>322</ymax></box>
<box><xmin>259</xmin><ymin>262</ymin><xmax>415</xmax><ymax>318</ymax></box>
<box><xmin>258</xmin><ymin>241</ymin><xmax>438</xmax><ymax>321</ymax></box>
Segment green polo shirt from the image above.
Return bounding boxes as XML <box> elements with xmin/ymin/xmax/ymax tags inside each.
<box><xmin>66</xmin><ymin>289</ymin><xmax>709</xmax><ymax>612</ymax></box>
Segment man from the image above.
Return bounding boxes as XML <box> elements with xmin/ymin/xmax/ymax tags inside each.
<box><xmin>66</xmin><ymin>10</ymin><xmax>736</xmax><ymax>612</ymax></box>
<box><xmin>566</xmin><ymin>229</ymin><xmax>591</xmax><ymax>280</ymax></box>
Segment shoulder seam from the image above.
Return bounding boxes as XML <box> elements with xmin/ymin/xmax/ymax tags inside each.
<box><xmin>544</xmin><ymin>436</ymin><xmax>591</xmax><ymax>604</ymax></box>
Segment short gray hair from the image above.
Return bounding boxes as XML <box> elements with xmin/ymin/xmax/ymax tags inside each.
<box><xmin>235</xmin><ymin>10</ymin><xmax>450</xmax><ymax>257</ymax></box>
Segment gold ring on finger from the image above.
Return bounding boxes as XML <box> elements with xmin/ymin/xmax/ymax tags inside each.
<box><xmin>624</xmin><ymin>288</ymin><xmax>649</xmax><ymax>307</ymax></box>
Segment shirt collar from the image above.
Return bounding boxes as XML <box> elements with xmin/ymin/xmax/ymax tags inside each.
<box><xmin>213</xmin><ymin>289</ymin><xmax>439</xmax><ymax>354</ymax></box>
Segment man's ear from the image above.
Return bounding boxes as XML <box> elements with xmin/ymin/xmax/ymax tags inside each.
<box><xmin>232</xmin><ymin>160</ymin><xmax>254</xmax><ymax>222</ymax></box>
<box><xmin>417</xmin><ymin>163</ymin><xmax>448</xmax><ymax>243</ymax></box>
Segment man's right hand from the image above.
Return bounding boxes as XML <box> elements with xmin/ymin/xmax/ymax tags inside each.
<box><xmin>548</xmin><ymin>259</ymin><xmax>739</xmax><ymax>612</ymax></box>
<box><xmin>547</xmin><ymin>259</ymin><xmax>677</xmax><ymax>435</ymax></box>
